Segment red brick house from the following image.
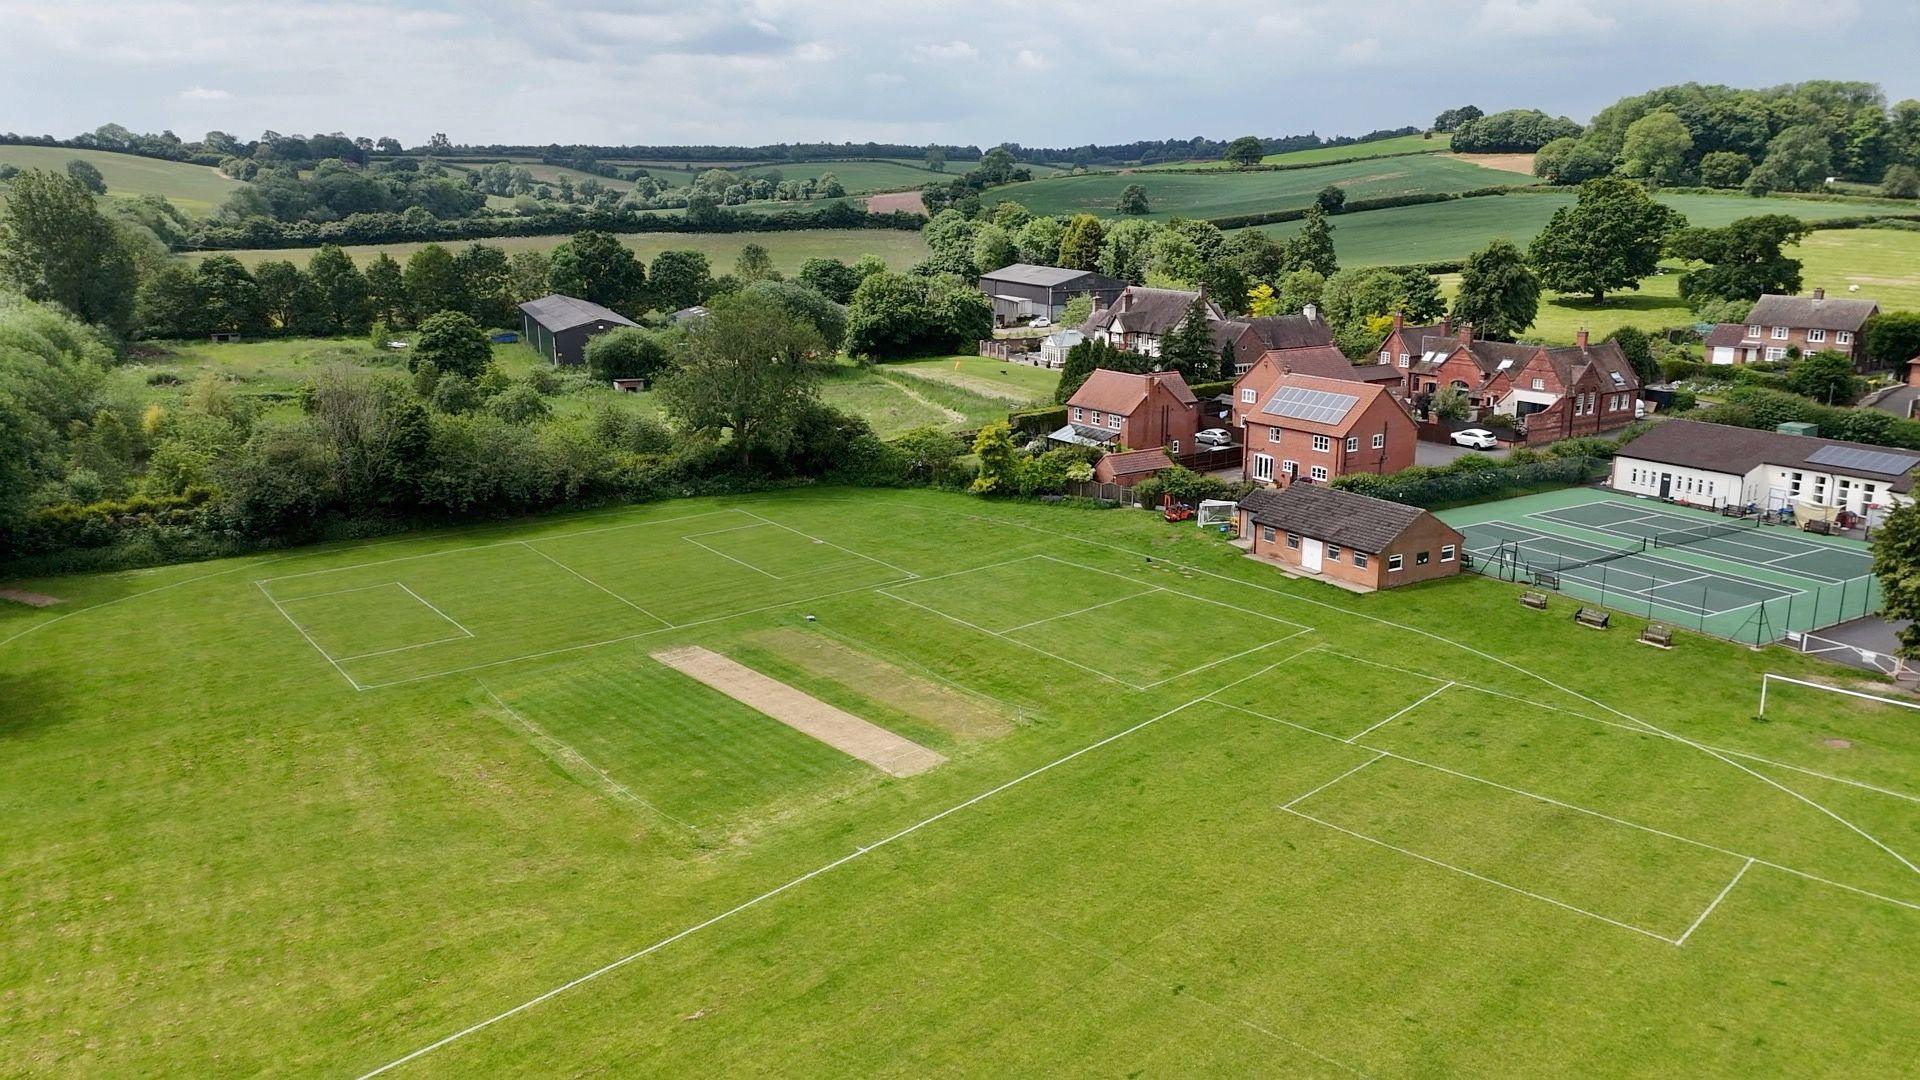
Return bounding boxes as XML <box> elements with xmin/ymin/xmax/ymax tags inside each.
<box><xmin>1240</xmin><ymin>372</ymin><xmax>1417</xmax><ymax>487</ymax></box>
<box><xmin>1237</xmin><ymin>484</ymin><xmax>1465</xmax><ymax>592</ymax></box>
<box><xmin>1230</xmin><ymin>347</ymin><xmax>1403</xmax><ymax>433</ymax></box>
<box><xmin>1092</xmin><ymin>448</ymin><xmax>1174</xmax><ymax>487</ymax></box>
<box><xmin>1389</xmin><ymin>320</ymin><xmax>1641</xmax><ymax>442</ymax></box>
<box><xmin>1055</xmin><ymin>368</ymin><xmax>1200</xmax><ymax>454</ymax></box>
<box><xmin>1213</xmin><ymin>307</ymin><xmax>1339</xmax><ymax>374</ymax></box>
<box><xmin>1372</xmin><ymin>313</ymin><xmax>1454</xmax><ymax>377</ymax></box>
<box><xmin>1728</xmin><ymin>290</ymin><xmax>1880</xmax><ymax>367</ymax></box>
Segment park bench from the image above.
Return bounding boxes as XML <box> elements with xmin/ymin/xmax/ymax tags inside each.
<box><xmin>1638</xmin><ymin>623</ymin><xmax>1673</xmax><ymax>649</ymax></box>
<box><xmin>1520</xmin><ymin>591</ymin><xmax>1549</xmax><ymax>611</ymax></box>
<box><xmin>1574</xmin><ymin>607</ymin><xmax>1610</xmax><ymax>630</ymax></box>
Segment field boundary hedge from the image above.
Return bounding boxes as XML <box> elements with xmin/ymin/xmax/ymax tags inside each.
<box><xmin>1146</xmin><ymin>147</ymin><xmax>1449</xmax><ymax>176</ymax></box>
<box><xmin>1208</xmin><ymin>185</ymin><xmax>1535</xmax><ymax>230</ymax></box>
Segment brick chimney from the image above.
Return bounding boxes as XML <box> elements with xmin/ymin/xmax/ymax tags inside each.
<box><xmin>1121</xmin><ymin>290</ymin><xmax>1133</xmax><ymax>312</ymax></box>
<box><xmin>1457</xmin><ymin>322</ymin><xmax>1474</xmax><ymax>346</ymax></box>
<box><xmin>1576</xmin><ymin>328</ymin><xmax>1589</xmax><ymax>349</ymax></box>
<box><xmin>1440</xmin><ymin>316</ymin><xmax>1451</xmax><ymax>336</ymax></box>
<box><xmin>1813</xmin><ymin>287</ymin><xmax>1825</xmax><ymax>301</ymax></box>
<box><xmin>1391</xmin><ymin>310</ymin><xmax>1404</xmax><ymax>331</ymax></box>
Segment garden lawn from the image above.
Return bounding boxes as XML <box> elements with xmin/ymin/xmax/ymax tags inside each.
<box><xmin>0</xmin><ymin>145</ymin><xmax>240</xmax><ymax>216</ymax></box>
<box><xmin>987</xmin><ymin>155</ymin><xmax>1535</xmax><ymax>222</ymax></box>
<box><xmin>2</xmin><ymin>489</ymin><xmax>1916</xmax><ymax>1076</ymax></box>
<box><xmin>886</xmin><ymin>355</ymin><xmax>1060</xmax><ymax>404</ymax></box>
<box><xmin>184</xmin><ymin>229</ymin><xmax>931</xmax><ymax>275</ymax></box>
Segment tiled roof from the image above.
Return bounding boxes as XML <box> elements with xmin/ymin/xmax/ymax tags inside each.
<box><xmin>1703</xmin><ymin>323</ymin><xmax>1749</xmax><ymax>349</ymax></box>
<box><xmin>518</xmin><ymin>294</ymin><xmax>639</xmax><ymax>332</ymax></box>
<box><xmin>1747</xmin><ymin>293</ymin><xmax>1878</xmax><ymax>333</ymax></box>
<box><xmin>1085</xmin><ymin>286</ymin><xmax>1216</xmax><ymax>337</ymax></box>
<box><xmin>1248</xmin><ymin>372</ymin><xmax>1402</xmax><ymax>436</ymax></box>
<box><xmin>1540</xmin><ymin>339</ymin><xmax>1640</xmax><ymax>393</ymax></box>
<box><xmin>1240</xmin><ymin>484</ymin><xmax>1439</xmax><ymax>554</ymax></box>
<box><xmin>1263</xmin><ymin>346</ymin><xmax>1403</xmax><ymax>384</ymax></box>
<box><xmin>1617</xmin><ymin>419</ymin><xmax>1917</xmax><ymax>492</ymax></box>
<box><xmin>1241</xmin><ymin>313</ymin><xmax>1335</xmax><ymax>351</ymax></box>
<box><xmin>1100</xmin><ymin>448</ymin><xmax>1174</xmax><ymax>476</ymax></box>
<box><xmin>1066</xmin><ymin>368</ymin><xmax>1198</xmax><ymax>415</ymax></box>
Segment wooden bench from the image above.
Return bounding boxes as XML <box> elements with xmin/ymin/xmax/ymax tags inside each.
<box><xmin>1638</xmin><ymin>623</ymin><xmax>1673</xmax><ymax>649</ymax></box>
<box><xmin>1574</xmin><ymin>607</ymin><xmax>1610</xmax><ymax>630</ymax></box>
<box><xmin>1520</xmin><ymin>591</ymin><xmax>1549</xmax><ymax>610</ymax></box>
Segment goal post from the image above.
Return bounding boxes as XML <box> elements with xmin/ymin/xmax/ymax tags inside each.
<box><xmin>1758</xmin><ymin>672</ymin><xmax>1920</xmax><ymax>718</ymax></box>
<box><xmin>1197</xmin><ymin>500</ymin><xmax>1238</xmax><ymax>530</ymax></box>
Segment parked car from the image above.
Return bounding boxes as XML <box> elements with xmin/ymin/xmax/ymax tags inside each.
<box><xmin>1449</xmin><ymin>428</ymin><xmax>1499</xmax><ymax>450</ymax></box>
<box><xmin>1195</xmin><ymin>428</ymin><xmax>1233</xmax><ymax>447</ymax></box>
<box><xmin>1031</xmin><ymin>317</ymin><xmax>1051</xmax><ymax>328</ymax></box>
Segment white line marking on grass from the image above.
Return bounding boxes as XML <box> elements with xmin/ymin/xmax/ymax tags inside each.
<box><xmin>1347</xmin><ymin>682</ymin><xmax>1453</xmax><ymax>744</ymax></box>
<box><xmin>482</xmin><ymin>687</ymin><xmax>700</xmax><ymax>835</ymax></box>
<box><xmin>1677</xmin><ymin>859</ymin><xmax>1754</xmax><ymax>946</ymax></box>
<box><xmin>257</xmin><ymin>510</ymin><xmax>743</xmax><ymax>586</ymax></box>
<box><xmin>1282</xmin><ymin>752</ymin><xmax>1385</xmax><ymax>810</ymax></box>
<box><xmin>682</xmin><ymin>534</ymin><xmax>781</xmax><ymax>579</ymax></box>
<box><xmin>879</xmin><ymin>589</ymin><xmax>1145</xmax><ymax>690</ymax></box>
<box><xmin>1000</xmin><ymin>588</ymin><xmax>1160</xmax><ymax>633</ymax></box>
<box><xmin>277</xmin><ymin>581</ymin><xmax>414</xmax><ymax>603</ymax></box>
<box><xmin>255</xmin><ymin>582</ymin><xmax>360</xmax><ymax>691</ymax></box>
<box><xmin>1212</xmin><ymin>698</ymin><xmax>1920</xmax><ymax>915</ymax></box>
<box><xmin>396</xmin><ymin>583</ymin><xmax>475</xmax><ymax>638</ymax></box>
<box><xmin>1037</xmin><ymin>554</ymin><xmax>1310</xmax><ymax>632</ymax></box>
<box><xmin>353</xmin><ymin>644</ymin><xmax>1312</xmax><ymax>1078</ymax></box>
<box><xmin>520</xmin><ymin>543</ymin><xmax>672</xmax><ymax>628</ymax></box>
<box><xmin>336</xmin><ymin>636</ymin><xmax>474</xmax><ymax>663</ymax></box>
<box><xmin>1138</xmin><ymin>630</ymin><xmax>1314</xmax><ymax>690</ymax></box>
<box><xmin>737</xmin><ymin>508</ymin><xmax>921</xmax><ymax>581</ymax></box>
<box><xmin>1282</xmin><ymin>807</ymin><xmax>1679</xmax><ymax>943</ymax></box>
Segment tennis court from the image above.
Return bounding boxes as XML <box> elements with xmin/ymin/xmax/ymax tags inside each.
<box><xmin>1440</xmin><ymin>489</ymin><xmax>1881</xmax><ymax>644</ymax></box>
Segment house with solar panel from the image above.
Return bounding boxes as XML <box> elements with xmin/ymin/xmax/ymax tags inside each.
<box><xmin>1241</xmin><ymin>373</ymin><xmax>1416</xmax><ymax>487</ymax></box>
<box><xmin>1609</xmin><ymin>419</ymin><xmax>1916</xmax><ymax>525</ymax></box>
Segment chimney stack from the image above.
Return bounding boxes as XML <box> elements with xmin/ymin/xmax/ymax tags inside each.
<box><xmin>1440</xmin><ymin>316</ymin><xmax>1451</xmax><ymax>336</ymax></box>
<box><xmin>1577</xmin><ymin>328</ymin><xmax>1589</xmax><ymax>349</ymax></box>
<box><xmin>1458</xmin><ymin>322</ymin><xmax>1474</xmax><ymax>346</ymax></box>
<box><xmin>1121</xmin><ymin>290</ymin><xmax>1132</xmax><ymax>312</ymax></box>
<box><xmin>1304</xmin><ymin>302</ymin><xmax>1319</xmax><ymax>322</ymax></box>
<box><xmin>1813</xmin><ymin>287</ymin><xmax>1826</xmax><ymax>301</ymax></box>
<box><xmin>1392</xmin><ymin>310</ymin><xmax>1404</xmax><ymax>331</ymax></box>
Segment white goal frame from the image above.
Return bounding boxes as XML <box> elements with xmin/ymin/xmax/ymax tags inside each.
<box><xmin>1758</xmin><ymin>672</ymin><xmax>1920</xmax><ymax>718</ymax></box>
<box><xmin>1197</xmin><ymin>500</ymin><xmax>1238</xmax><ymax>529</ymax></box>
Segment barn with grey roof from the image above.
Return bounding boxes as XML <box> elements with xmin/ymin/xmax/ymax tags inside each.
<box><xmin>519</xmin><ymin>294</ymin><xmax>640</xmax><ymax>366</ymax></box>
<box><xmin>975</xmin><ymin>264</ymin><xmax>1126</xmax><ymax>327</ymax></box>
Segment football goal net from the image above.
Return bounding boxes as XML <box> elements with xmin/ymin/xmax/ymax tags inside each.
<box><xmin>1198</xmin><ymin>500</ymin><xmax>1238</xmax><ymax>531</ymax></box>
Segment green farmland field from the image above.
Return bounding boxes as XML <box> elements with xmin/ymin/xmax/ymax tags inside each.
<box><xmin>987</xmin><ymin>155</ymin><xmax>1535</xmax><ymax>222</ymax></box>
<box><xmin>0</xmin><ymin>144</ymin><xmax>240</xmax><ymax>215</ymax></box>
<box><xmin>2</xmin><ymin>488</ymin><xmax>1916</xmax><ymax>1075</ymax></box>
<box><xmin>1260</xmin><ymin>132</ymin><xmax>1451</xmax><ymax>165</ymax></box>
<box><xmin>1255</xmin><ymin>190</ymin><xmax>1920</xmax><ymax>267</ymax></box>
<box><xmin>184</xmin><ymin>228</ymin><xmax>931</xmax><ymax>274</ymax></box>
<box><xmin>730</xmin><ymin>159</ymin><xmax>947</xmax><ymax>194</ymax></box>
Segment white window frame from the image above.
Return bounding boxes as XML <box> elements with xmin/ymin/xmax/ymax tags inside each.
<box><xmin>1108</xmin><ymin>414</ymin><xmax>1120</xmax><ymax>430</ymax></box>
<box><xmin>1260</xmin><ymin>525</ymin><xmax>1275</xmax><ymax>543</ymax></box>
<box><xmin>1345</xmin><ymin>436</ymin><xmax>1359</xmax><ymax>453</ymax></box>
<box><xmin>1353</xmin><ymin>551</ymin><xmax>1369</xmax><ymax>569</ymax></box>
<box><xmin>1252</xmin><ymin>453</ymin><xmax>1274</xmax><ymax>482</ymax></box>
<box><xmin>1327</xmin><ymin>545</ymin><xmax>1341</xmax><ymax>561</ymax></box>
<box><xmin>1772</xmin><ymin>326</ymin><xmax>1789</xmax><ymax>340</ymax></box>
<box><xmin>1072</xmin><ymin>407</ymin><xmax>1083</xmax><ymax>422</ymax></box>
<box><xmin>1371</xmin><ymin>433</ymin><xmax>1385</xmax><ymax>449</ymax></box>
<box><xmin>1387</xmin><ymin>553</ymin><xmax>1403</xmax><ymax>572</ymax></box>
<box><xmin>1837</xmin><ymin>330</ymin><xmax>1854</xmax><ymax>345</ymax></box>
<box><xmin>1807</xmin><ymin>328</ymin><xmax>1826</xmax><ymax>343</ymax></box>
<box><xmin>1309</xmin><ymin>465</ymin><xmax>1328</xmax><ymax>482</ymax></box>
<box><xmin>1089</xmin><ymin>410</ymin><xmax>1101</xmax><ymax>424</ymax></box>
<box><xmin>1169</xmin><ymin>439</ymin><xmax>1180</xmax><ymax>453</ymax></box>
<box><xmin>1765</xmin><ymin>347</ymin><xmax>1787</xmax><ymax>361</ymax></box>
<box><xmin>1379</xmin><ymin>350</ymin><xmax>1391</xmax><ymax>365</ymax></box>
<box><xmin>1311</xmin><ymin>434</ymin><xmax>1331</xmax><ymax>453</ymax></box>
<box><xmin>1240</xmin><ymin>388</ymin><xmax>1256</xmax><ymax>404</ymax></box>
<box><xmin>1441</xmin><ymin>544</ymin><xmax>1456</xmax><ymax>562</ymax></box>
<box><xmin>1531</xmin><ymin>377</ymin><xmax>1545</xmax><ymax>390</ymax></box>
<box><xmin>1746</xmin><ymin>324</ymin><xmax>1761</xmax><ymax>339</ymax></box>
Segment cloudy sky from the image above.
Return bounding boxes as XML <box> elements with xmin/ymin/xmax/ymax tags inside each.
<box><xmin>3</xmin><ymin>1</ymin><xmax>1915</xmax><ymax>149</ymax></box>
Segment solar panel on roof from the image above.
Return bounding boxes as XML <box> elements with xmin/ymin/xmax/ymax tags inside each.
<box><xmin>1264</xmin><ymin>385</ymin><xmax>1359</xmax><ymax>424</ymax></box>
<box><xmin>1805</xmin><ymin>445</ymin><xmax>1920</xmax><ymax>476</ymax></box>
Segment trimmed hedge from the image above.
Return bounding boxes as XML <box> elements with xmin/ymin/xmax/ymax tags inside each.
<box><xmin>1207</xmin><ymin>186</ymin><xmax>1531</xmax><ymax>230</ymax></box>
<box><xmin>1331</xmin><ymin>455</ymin><xmax>1604</xmax><ymax>508</ymax></box>
<box><xmin>1008</xmin><ymin>404</ymin><xmax>1068</xmax><ymax>437</ymax></box>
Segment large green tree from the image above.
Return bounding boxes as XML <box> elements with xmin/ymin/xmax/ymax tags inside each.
<box><xmin>1871</xmin><ymin>500</ymin><xmax>1920</xmax><ymax>658</ymax></box>
<box><xmin>410</xmin><ymin>310</ymin><xmax>492</xmax><ymax>380</ymax></box>
<box><xmin>1057</xmin><ymin>214</ymin><xmax>1105</xmax><ymax>271</ymax></box>
<box><xmin>0</xmin><ymin>169</ymin><xmax>138</xmax><ymax>335</ymax></box>
<box><xmin>1285</xmin><ymin>207</ymin><xmax>1337</xmax><ymax>276</ymax></box>
<box><xmin>402</xmin><ymin>244</ymin><xmax>465</xmax><ymax>320</ymax></box>
<box><xmin>1451</xmin><ymin>239</ymin><xmax>1540</xmax><ymax>340</ymax></box>
<box><xmin>1159</xmin><ymin>297</ymin><xmax>1219</xmax><ymax>381</ymax></box>
<box><xmin>1668</xmin><ymin>214</ymin><xmax>1809</xmax><ymax>310</ymax></box>
<box><xmin>656</xmin><ymin>296</ymin><xmax>823</xmax><ymax>468</ymax></box>
<box><xmin>547</xmin><ymin>230</ymin><xmax>646</xmax><ymax>312</ymax></box>
<box><xmin>307</xmin><ymin>244</ymin><xmax>371</xmax><ymax>334</ymax></box>
<box><xmin>1222</xmin><ymin>136</ymin><xmax>1265</xmax><ymax>168</ymax></box>
<box><xmin>1619</xmin><ymin>109</ymin><xmax>1694</xmax><ymax>187</ymax></box>
<box><xmin>1527</xmin><ymin>177</ymin><xmax>1683</xmax><ymax>303</ymax></box>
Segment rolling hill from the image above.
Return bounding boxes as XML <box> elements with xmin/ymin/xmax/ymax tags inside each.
<box><xmin>0</xmin><ymin>144</ymin><xmax>239</xmax><ymax>215</ymax></box>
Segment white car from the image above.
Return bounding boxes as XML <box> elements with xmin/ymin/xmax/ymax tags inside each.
<box><xmin>1449</xmin><ymin>427</ymin><xmax>1499</xmax><ymax>450</ymax></box>
<box><xmin>1031</xmin><ymin>317</ymin><xmax>1051</xmax><ymax>328</ymax></box>
<box><xmin>1195</xmin><ymin>428</ymin><xmax>1233</xmax><ymax>447</ymax></box>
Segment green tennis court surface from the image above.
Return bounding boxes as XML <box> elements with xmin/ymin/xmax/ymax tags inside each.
<box><xmin>1442</xmin><ymin>489</ymin><xmax>1880</xmax><ymax>644</ymax></box>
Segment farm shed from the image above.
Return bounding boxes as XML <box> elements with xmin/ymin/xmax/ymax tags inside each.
<box><xmin>977</xmin><ymin>264</ymin><xmax>1126</xmax><ymax>327</ymax></box>
<box><xmin>519</xmin><ymin>294</ymin><xmax>639</xmax><ymax>366</ymax></box>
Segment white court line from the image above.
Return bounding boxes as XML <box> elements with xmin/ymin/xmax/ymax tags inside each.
<box><xmin>879</xmin><ymin>589</ymin><xmax>1144</xmax><ymax>690</ymax></box>
<box><xmin>1211</xmin><ymin>697</ymin><xmax>1920</xmax><ymax>914</ymax></box>
<box><xmin>1282</xmin><ymin>752</ymin><xmax>1385</xmax><ymax>810</ymax></box>
<box><xmin>738</xmin><ymin>508</ymin><xmax>921</xmax><ymax>581</ymax></box>
<box><xmin>482</xmin><ymin>687</ymin><xmax>700</xmax><ymax>835</ymax></box>
<box><xmin>1346</xmin><ymin>682</ymin><xmax>1453</xmax><ymax>743</ymax></box>
<box><xmin>1000</xmin><ymin>588</ymin><xmax>1159</xmax><ymax>633</ymax></box>
<box><xmin>1282</xmin><ymin>807</ymin><xmax>1679</xmax><ymax>944</ymax></box>
<box><xmin>1139</xmin><ymin>630</ymin><xmax>1313</xmax><ymax>690</ymax></box>
<box><xmin>682</xmin><ymin>535</ymin><xmax>780</xmax><ymax>579</ymax></box>
<box><xmin>1676</xmin><ymin>859</ymin><xmax>1754</xmax><ymax>946</ymax></box>
<box><xmin>336</xmin><ymin>635</ymin><xmax>474</xmax><ymax>663</ymax></box>
<box><xmin>256</xmin><ymin>509</ymin><xmax>743</xmax><ymax>586</ymax></box>
<box><xmin>276</xmin><ymin>580</ymin><xmax>414</xmax><ymax>604</ymax></box>
<box><xmin>520</xmin><ymin>543</ymin><xmax>672</xmax><ymax>628</ymax></box>
<box><xmin>254</xmin><ymin>582</ymin><xmax>360</xmax><ymax>691</ymax></box>
<box><xmin>1036</xmin><ymin>554</ymin><xmax>1310</xmax><ymax>632</ymax></box>
<box><xmin>353</xmin><ymin>643</ymin><xmax>1316</xmax><ymax>1078</ymax></box>
<box><xmin>396</xmin><ymin>583</ymin><xmax>475</xmax><ymax>638</ymax></box>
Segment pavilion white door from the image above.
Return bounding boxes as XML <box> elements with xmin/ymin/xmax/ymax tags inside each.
<box><xmin>1301</xmin><ymin>538</ymin><xmax>1324</xmax><ymax>572</ymax></box>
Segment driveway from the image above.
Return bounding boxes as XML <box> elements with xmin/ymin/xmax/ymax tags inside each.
<box><xmin>1416</xmin><ymin>439</ymin><xmax>1511</xmax><ymax>467</ymax></box>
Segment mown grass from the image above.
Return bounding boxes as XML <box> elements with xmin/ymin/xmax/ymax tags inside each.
<box><xmin>184</xmin><ymin>228</ymin><xmax>932</xmax><ymax>274</ymax></box>
<box><xmin>987</xmin><ymin>155</ymin><xmax>1535</xmax><ymax>221</ymax></box>
<box><xmin>1</xmin><ymin>489</ymin><xmax>1914</xmax><ymax>1075</ymax></box>
<box><xmin>0</xmin><ymin>144</ymin><xmax>240</xmax><ymax>215</ymax></box>
<box><xmin>887</xmin><ymin>355</ymin><xmax>1060</xmax><ymax>403</ymax></box>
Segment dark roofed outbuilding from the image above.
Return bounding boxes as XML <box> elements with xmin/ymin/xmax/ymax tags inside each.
<box><xmin>519</xmin><ymin>294</ymin><xmax>640</xmax><ymax>366</ymax></box>
<box><xmin>1237</xmin><ymin>484</ymin><xmax>1465</xmax><ymax>591</ymax></box>
<box><xmin>976</xmin><ymin>263</ymin><xmax>1126</xmax><ymax>327</ymax></box>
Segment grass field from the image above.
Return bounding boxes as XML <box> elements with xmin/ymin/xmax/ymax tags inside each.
<box><xmin>731</xmin><ymin>159</ymin><xmax>947</xmax><ymax>194</ymax></box>
<box><xmin>2</xmin><ymin>488</ymin><xmax>1916</xmax><ymax>1075</ymax></box>
<box><xmin>1260</xmin><ymin>133</ymin><xmax>1451</xmax><ymax>165</ymax></box>
<box><xmin>1254</xmin><ymin>190</ymin><xmax>1919</xmax><ymax>268</ymax></box>
<box><xmin>886</xmin><ymin>355</ymin><xmax>1060</xmax><ymax>403</ymax></box>
<box><xmin>184</xmin><ymin>229</ymin><xmax>931</xmax><ymax>274</ymax></box>
<box><xmin>987</xmin><ymin>155</ymin><xmax>1535</xmax><ymax>222</ymax></box>
<box><xmin>0</xmin><ymin>145</ymin><xmax>239</xmax><ymax>215</ymax></box>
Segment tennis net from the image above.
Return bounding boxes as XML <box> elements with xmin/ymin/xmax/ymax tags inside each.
<box><xmin>1651</xmin><ymin>517</ymin><xmax>1758</xmax><ymax>551</ymax></box>
<box><xmin>1554</xmin><ymin>536</ymin><xmax>1649</xmax><ymax>572</ymax></box>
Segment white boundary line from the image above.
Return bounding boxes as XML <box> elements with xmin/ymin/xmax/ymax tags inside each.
<box><xmin>337</xmin><ymin>635</ymin><xmax>474</xmax><ymax>663</ymax></box>
<box><xmin>682</xmin><ymin>535</ymin><xmax>781</xmax><ymax>580</ymax></box>
<box><xmin>879</xmin><ymin>588</ymin><xmax>1145</xmax><ymax>690</ymax></box>
<box><xmin>1139</xmin><ymin>630</ymin><xmax>1313</xmax><ymax>690</ymax></box>
<box><xmin>520</xmin><ymin>543</ymin><xmax>672</xmax><ymax>627</ymax></box>
<box><xmin>1282</xmin><ymin>752</ymin><xmax>1385</xmax><ymax>810</ymax></box>
<box><xmin>396</xmin><ymin>583</ymin><xmax>475</xmax><ymax>638</ymax></box>
<box><xmin>1280</xmin><ymin>807</ymin><xmax>1680</xmax><ymax>944</ymax></box>
<box><xmin>1530</xmin><ymin>499</ymin><xmax>1866</xmax><ymax>582</ymax></box>
<box><xmin>738</xmin><ymin>508</ymin><xmax>921</xmax><ymax>581</ymax></box>
<box><xmin>1676</xmin><ymin>858</ymin><xmax>1754</xmax><ymax>946</ymax></box>
<box><xmin>353</xmin><ymin>641</ymin><xmax>1317</xmax><ymax>1077</ymax></box>
<box><xmin>1346</xmin><ymin>682</ymin><xmax>1452</xmax><ymax>744</ymax></box>
<box><xmin>482</xmin><ymin>687</ymin><xmax>700</xmax><ymax>835</ymax></box>
<box><xmin>1000</xmin><ymin>588</ymin><xmax>1159</xmax><ymax>633</ymax></box>
<box><xmin>255</xmin><ymin>581</ymin><xmax>361</xmax><ymax>690</ymax></box>
<box><xmin>274</xmin><ymin>581</ymin><xmax>476</xmax><ymax>663</ymax></box>
<box><xmin>277</xmin><ymin>581</ymin><xmax>413</xmax><ymax>604</ymax></box>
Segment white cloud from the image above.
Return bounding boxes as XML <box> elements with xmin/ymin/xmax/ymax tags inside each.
<box><xmin>1014</xmin><ymin>48</ymin><xmax>1048</xmax><ymax>71</ymax></box>
<box><xmin>179</xmin><ymin>85</ymin><xmax>230</xmax><ymax>100</ymax></box>
<box><xmin>793</xmin><ymin>41</ymin><xmax>834</xmax><ymax>62</ymax></box>
<box><xmin>912</xmin><ymin>39</ymin><xmax>978</xmax><ymax>63</ymax></box>
<box><xmin>1476</xmin><ymin>0</ymin><xmax>1614</xmax><ymax>36</ymax></box>
<box><xmin>1337</xmin><ymin>37</ymin><xmax>1381</xmax><ymax>63</ymax></box>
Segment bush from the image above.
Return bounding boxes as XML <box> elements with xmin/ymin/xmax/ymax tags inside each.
<box><xmin>583</xmin><ymin>325</ymin><xmax>675</xmax><ymax>382</ymax></box>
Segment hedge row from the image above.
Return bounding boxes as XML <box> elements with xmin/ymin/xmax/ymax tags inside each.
<box><xmin>1207</xmin><ymin>186</ymin><xmax>1528</xmax><ymax>230</ymax></box>
<box><xmin>1143</xmin><ymin>148</ymin><xmax>1447</xmax><ymax>177</ymax></box>
<box><xmin>182</xmin><ymin>202</ymin><xmax>927</xmax><ymax>252</ymax></box>
<box><xmin>1331</xmin><ymin>455</ymin><xmax>1604</xmax><ymax>508</ymax></box>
